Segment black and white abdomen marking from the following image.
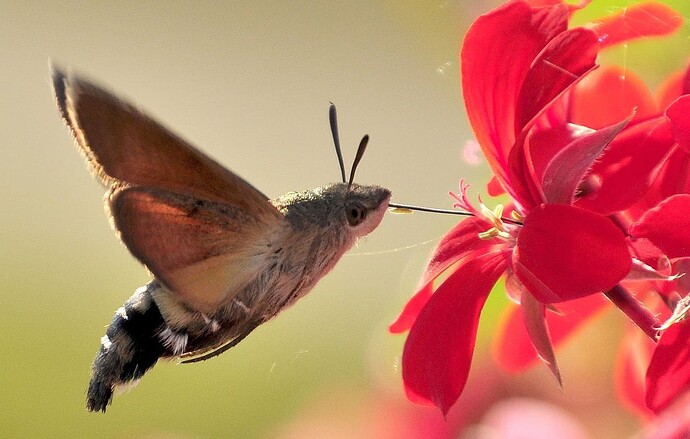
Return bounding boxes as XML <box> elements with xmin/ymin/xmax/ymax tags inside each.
<box><xmin>87</xmin><ymin>281</ymin><xmax>174</xmax><ymax>412</ymax></box>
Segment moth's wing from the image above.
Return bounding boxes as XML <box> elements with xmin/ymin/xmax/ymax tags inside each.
<box><xmin>51</xmin><ymin>66</ymin><xmax>280</xmax><ymax>220</ymax></box>
<box><xmin>109</xmin><ymin>185</ymin><xmax>285</xmax><ymax>313</ymax></box>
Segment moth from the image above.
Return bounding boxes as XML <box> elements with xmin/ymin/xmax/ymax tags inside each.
<box><xmin>52</xmin><ymin>67</ymin><xmax>391</xmax><ymax>412</ymax></box>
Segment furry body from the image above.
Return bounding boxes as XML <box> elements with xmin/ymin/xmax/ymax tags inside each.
<box><xmin>87</xmin><ymin>184</ymin><xmax>389</xmax><ymax>411</ymax></box>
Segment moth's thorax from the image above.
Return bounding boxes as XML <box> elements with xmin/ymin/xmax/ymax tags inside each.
<box><xmin>271</xmin><ymin>184</ymin><xmax>347</xmax><ymax>230</ymax></box>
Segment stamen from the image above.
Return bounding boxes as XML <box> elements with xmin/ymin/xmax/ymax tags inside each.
<box><xmin>475</xmin><ymin>202</ymin><xmax>514</xmax><ymax>241</ymax></box>
<box><xmin>479</xmin><ymin>202</ymin><xmax>507</xmax><ymax>231</ymax></box>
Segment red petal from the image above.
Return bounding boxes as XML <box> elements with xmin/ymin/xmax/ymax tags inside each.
<box><xmin>494</xmin><ymin>294</ymin><xmax>609</xmax><ymax>371</ymax></box>
<box><xmin>666</xmin><ymin>95</ymin><xmax>690</xmax><ymax>154</ymax></box>
<box><xmin>487</xmin><ymin>176</ymin><xmax>505</xmax><ymax>197</ymax></box>
<box><xmin>402</xmin><ymin>251</ymin><xmax>508</xmax><ymax>415</ymax></box>
<box><xmin>508</xmin><ymin>131</ymin><xmax>546</xmax><ymax>210</ymax></box>
<box><xmin>630</xmin><ymin>194</ymin><xmax>690</xmax><ymax>259</ymax></box>
<box><xmin>592</xmin><ymin>2</ymin><xmax>683</xmax><ymax>48</ymax></box>
<box><xmin>656</xmin><ymin>69</ymin><xmax>686</xmax><ymax>110</ymax></box>
<box><xmin>658</xmin><ymin>258</ymin><xmax>690</xmax><ymax>302</ymax></box>
<box><xmin>646</xmin><ymin>320</ymin><xmax>690</xmax><ymax>414</ymax></box>
<box><xmin>576</xmin><ymin>116</ymin><xmax>674</xmax><ymax>215</ymax></box>
<box><xmin>390</xmin><ymin>217</ymin><xmax>503</xmax><ymax>333</ymax></box>
<box><xmin>571</xmin><ymin>66</ymin><xmax>658</xmax><ymax>129</ymax></box>
<box><xmin>389</xmin><ymin>284</ymin><xmax>433</xmax><ymax>334</ymax></box>
<box><xmin>516</xmin><ymin>27</ymin><xmax>599</xmax><ymax>132</ymax></box>
<box><xmin>614</xmin><ymin>331</ymin><xmax>655</xmax><ymax>417</ymax></box>
<box><xmin>419</xmin><ymin>218</ymin><xmax>494</xmax><ymax>288</ymax></box>
<box><xmin>521</xmin><ymin>291</ymin><xmax>562</xmax><ymax>386</ymax></box>
<box><xmin>540</xmin><ymin>116</ymin><xmax>631</xmax><ymax>204</ymax></box>
<box><xmin>526</xmin><ymin>124</ymin><xmax>583</xmax><ymax>187</ymax></box>
<box><xmin>508</xmin><ymin>70</ymin><xmax>603</xmax><ymax>210</ymax></box>
<box><xmin>648</xmin><ymin>146</ymin><xmax>690</xmax><ymax>205</ymax></box>
<box><xmin>628</xmin><ymin>237</ymin><xmax>666</xmax><ymax>270</ymax></box>
<box><xmin>461</xmin><ymin>1</ymin><xmax>568</xmax><ymax>183</ymax></box>
<box><xmin>513</xmin><ymin>204</ymin><xmax>631</xmax><ymax>303</ymax></box>
<box><xmin>506</xmin><ymin>28</ymin><xmax>600</xmax><ymax>209</ymax></box>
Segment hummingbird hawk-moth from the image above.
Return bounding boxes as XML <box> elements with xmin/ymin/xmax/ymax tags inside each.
<box><xmin>52</xmin><ymin>66</ymin><xmax>391</xmax><ymax>412</ymax></box>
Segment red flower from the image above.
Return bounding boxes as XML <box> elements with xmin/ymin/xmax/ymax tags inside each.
<box><xmin>494</xmin><ymin>41</ymin><xmax>690</xmax><ymax>418</ymax></box>
<box><xmin>496</xmin><ymin>61</ymin><xmax>690</xmax><ymax>417</ymax></box>
<box><xmin>391</xmin><ymin>0</ymin><xmax>684</xmax><ymax>416</ymax></box>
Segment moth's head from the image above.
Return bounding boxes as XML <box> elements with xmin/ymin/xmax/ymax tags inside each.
<box><xmin>319</xmin><ymin>182</ymin><xmax>391</xmax><ymax>237</ymax></box>
<box><xmin>273</xmin><ymin>182</ymin><xmax>390</xmax><ymax>238</ymax></box>
<box><xmin>318</xmin><ymin>103</ymin><xmax>392</xmax><ymax>236</ymax></box>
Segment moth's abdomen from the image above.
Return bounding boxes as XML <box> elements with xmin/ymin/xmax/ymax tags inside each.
<box><xmin>87</xmin><ymin>282</ymin><xmax>168</xmax><ymax>412</ymax></box>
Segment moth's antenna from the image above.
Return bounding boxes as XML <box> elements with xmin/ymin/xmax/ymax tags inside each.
<box><xmin>348</xmin><ymin>135</ymin><xmax>369</xmax><ymax>189</ymax></box>
<box><xmin>329</xmin><ymin>103</ymin><xmax>347</xmax><ymax>184</ymax></box>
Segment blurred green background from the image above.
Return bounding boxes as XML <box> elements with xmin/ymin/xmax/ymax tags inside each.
<box><xmin>1</xmin><ymin>1</ymin><xmax>689</xmax><ymax>438</ymax></box>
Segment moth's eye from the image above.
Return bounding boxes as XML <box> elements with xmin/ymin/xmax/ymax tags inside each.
<box><xmin>346</xmin><ymin>204</ymin><xmax>367</xmax><ymax>227</ymax></box>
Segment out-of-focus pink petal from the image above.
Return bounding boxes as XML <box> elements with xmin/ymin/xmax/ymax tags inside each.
<box><xmin>640</xmin><ymin>392</ymin><xmax>690</xmax><ymax>439</ymax></box>
<box><xmin>516</xmin><ymin>27</ymin><xmax>599</xmax><ymax>132</ymax></box>
<box><xmin>389</xmin><ymin>217</ymin><xmax>500</xmax><ymax>334</ymax></box>
<box><xmin>576</xmin><ymin>116</ymin><xmax>674</xmax><ymax>215</ymax></box>
<box><xmin>614</xmin><ymin>331</ymin><xmax>655</xmax><ymax>417</ymax></box>
<box><xmin>646</xmin><ymin>319</ymin><xmax>690</xmax><ymax>414</ymax></box>
<box><xmin>541</xmin><ymin>116</ymin><xmax>631</xmax><ymax>204</ymax></box>
<box><xmin>462</xmin><ymin>139</ymin><xmax>482</xmax><ymax>166</ymax></box>
<box><xmin>461</xmin><ymin>0</ymin><xmax>568</xmax><ymax>184</ymax></box>
<box><xmin>592</xmin><ymin>2</ymin><xmax>683</xmax><ymax>48</ymax></box>
<box><xmin>521</xmin><ymin>291</ymin><xmax>561</xmax><ymax>386</ymax></box>
<box><xmin>402</xmin><ymin>251</ymin><xmax>509</xmax><ymax>415</ymax></box>
<box><xmin>513</xmin><ymin>204</ymin><xmax>631</xmax><ymax>303</ymax></box>
<box><xmin>481</xmin><ymin>398</ymin><xmax>591</xmax><ymax>439</ymax></box>
<box><xmin>666</xmin><ymin>96</ymin><xmax>690</xmax><ymax>154</ymax></box>
<box><xmin>494</xmin><ymin>294</ymin><xmax>609</xmax><ymax>371</ymax></box>
<box><xmin>571</xmin><ymin>66</ymin><xmax>658</xmax><ymax>129</ymax></box>
<box><xmin>631</xmin><ymin>194</ymin><xmax>690</xmax><ymax>259</ymax></box>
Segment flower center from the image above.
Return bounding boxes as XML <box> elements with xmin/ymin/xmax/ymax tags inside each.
<box><xmin>478</xmin><ymin>203</ymin><xmax>515</xmax><ymax>240</ymax></box>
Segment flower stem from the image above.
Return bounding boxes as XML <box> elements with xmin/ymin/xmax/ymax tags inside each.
<box><xmin>605</xmin><ymin>284</ymin><xmax>659</xmax><ymax>341</ymax></box>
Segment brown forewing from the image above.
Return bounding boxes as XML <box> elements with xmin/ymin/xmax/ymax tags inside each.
<box><xmin>52</xmin><ymin>66</ymin><xmax>283</xmax><ymax>222</ymax></box>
